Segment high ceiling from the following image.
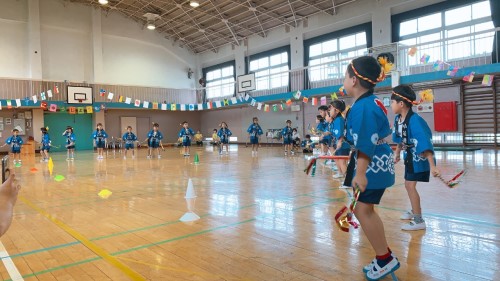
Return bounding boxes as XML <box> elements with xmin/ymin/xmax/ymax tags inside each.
<box><xmin>69</xmin><ymin>0</ymin><xmax>357</xmax><ymax>54</ymax></box>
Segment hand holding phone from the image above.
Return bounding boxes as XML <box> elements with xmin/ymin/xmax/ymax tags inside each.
<box><xmin>2</xmin><ymin>156</ymin><xmax>10</xmax><ymax>183</ymax></box>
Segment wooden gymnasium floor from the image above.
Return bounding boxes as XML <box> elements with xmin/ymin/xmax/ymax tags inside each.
<box><xmin>0</xmin><ymin>145</ymin><xmax>498</xmax><ymax>281</ymax></box>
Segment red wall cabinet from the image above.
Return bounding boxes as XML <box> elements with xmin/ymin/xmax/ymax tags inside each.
<box><xmin>434</xmin><ymin>101</ymin><xmax>458</xmax><ymax>132</ymax></box>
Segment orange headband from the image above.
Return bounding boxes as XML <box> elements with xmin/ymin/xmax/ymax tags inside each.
<box><xmin>350</xmin><ymin>62</ymin><xmax>385</xmax><ymax>85</ymax></box>
<box><xmin>392</xmin><ymin>91</ymin><xmax>420</xmax><ymax>106</ymax></box>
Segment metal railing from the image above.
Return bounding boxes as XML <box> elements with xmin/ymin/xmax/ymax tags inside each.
<box><xmin>0</xmin><ymin>27</ymin><xmax>497</xmax><ymax>104</ymax></box>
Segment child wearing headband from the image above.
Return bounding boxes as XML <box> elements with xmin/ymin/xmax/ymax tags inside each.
<box><xmin>343</xmin><ymin>56</ymin><xmax>399</xmax><ymax>280</ymax></box>
<box><xmin>391</xmin><ymin>85</ymin><xmax>440</xmax><ymax>231</ymax></box>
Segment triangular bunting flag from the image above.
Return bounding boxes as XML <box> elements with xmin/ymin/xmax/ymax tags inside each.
<box><xmin>78</xmin><ymin>107</ymin><xmax>85</xmax><ymax>114</ymax></box>
<box><xmin>272</xmin><ymin>104</ymin><xmax>278</xmax><ymax>112</ymax></box>
<box><xmin>320</xmin><ymin>96</ymin><xmax>327</xmax><ymax>105</ymax></box>
<box><xmin>152</xmin><ymin>102</ymin><xmax>158</xmax><ymax>109</ymax></box>
<box><xmin>118</xmin><ymin>96</ymin><xmax>124</xmax><ymax>102</ymax></box>
<box><xmin>171</xmin><ymin>104</ymin><xmax>177</xmax><ymax>111</ymax></box>
<box><xmin>49</xmin><ymin>104</ymin><xmax>57</xmax><ymax>112</ymax></box>
<box><xmin>69</xmin><ymin>107</ymin><xmax>76</xmax><ymax>114</ymax></box>
<box><xmin>462</xmin><ymin>72</ymin><xmax>475</xmax><ymax>83</ymax></box>
<box><xmin>107</xmin><ymin>92</ymin><xmax>114</xmax><ymax>100</ymax></box>
<box><xmin>125</xmin><ymin>97</ymin><xmax>131</xmax><ymax>104</ymax></box>
<box><xmin>286</xmin><ymin>99</ymin><xmax>292</xmax><ymax>106</ymax></box>
<box><xmin>245</xmin><ymin>94</ymin><xmax>250</xmax><ymax>101</ymax></box>
<box><xmin>257</xmin><ymin>103</ymin><xmax>262</xmax><ymax>110</ymax></box>
<box><xmin>231</xmin><ymin>97</ymin><xmax>237</xmax><ymax>104</ymax></box>
<box><xmin>206</xmin><ymin>102</ymin><xmax>212</xmax><ymax>109</ymax></box>
<box><xmin>41</xmin><ymin>101</ymin><xmax>48</xmax><ymax>110</ymax></box>
<box><xmin>264</xmin><ymin>104</ymin><xmax>269</xmax><ymax>112</ymax></box>
<box><xmin>161</xmin><ymin>103</ymin><xmax>167</xmax><ymax>110</ymax></box>
<box><xmin>189</xmin><ymin>104</ymin><xmax>195</xmax><ymax>111</ymax></box>
<box><xmin>293</xmin><ymin>90</ymin><xmax>301</xmax><ymax>100</ymax></box>
<box><xmin>15</xmin><ymin>99</ymin><xmax>21</xmax><ymax>107</ymax></box>
<box><xmin>482</xmin><ymin>75</ymin><xmax>494</xmax><ymax>86</ymax></box>
<box><xmin>215</xmin><ymin>101</ymin><xmax>222</xmax><ymax>108</ymax></box>
<box><xmin>250</xmin><ymin>99</ymin><xmax>257</xmax><ymax>106</ymax></box>
<box><xmin>198</xmin><ymin>103</ymin><xmax>203</xmax><ymax>111</ymax></box>
<box><xmin>99</xmin><ymin>89</ymin><xmax>106</xmax><ymax>97</ymax></box>
<box><xmin>47</xmin><ymin>90</ymin><xmax>53</xmax><ymax>98</ymax></box>
<box><xmin>143</xmin><ymin>101</ymin><xmax>149</xmax><ymax>108</ymax></box>
<box><xmin>303</xmin><ymin>96</ymin><xmax>309</xmax><ymax>103</ymax></box>
<box><xmin>134</xmin><ymin>100</ymin><xmax>141</xmax><ymax>107</ymax></box>
<box><xmin>6</xmin><ymin>100</ymin><xmax>12</xmax><ymax>109</ymax></box>
<box><xmin>331</xmin><ymin>93</ymin><xmax>338</xmax><ymax>100</ymax></box>
<box><xmin>312</xmin><ymin>97</ymin><xmax>318</xmax><ymax>106</ymax></box>
<box><xmin>93</xmin><ymin>106</ymin><xmax>100</xmax><ymax>112</ymax></box>
<box><xmin>180</xmin><ymin>104</ymin><xmax>186</xmax><ymax>111</ymax></box>
<box><xmin>41</xmin><ymin>92</ymin><xmax>46</xmax><ymax>101</ymax></box>
<box><xmin>223</xmin><ymin>99</ymin><xmax>229</xmax><ymax>106</ymax></box>
<box><xmin>32</xmin><ymin>95</ymin><xmax>38</xmax><ymax>104</ymax></box>
<box><xmin>86</xmin><ymin>106</ymin><xmax>93</xmax><ymax>113</ymax></box>
<box><xmin>54</xmin><ymin>85</ymin><xmax>59</xmax><ymax>94</ymax></box>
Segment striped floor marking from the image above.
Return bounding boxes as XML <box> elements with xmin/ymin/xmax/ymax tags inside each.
<box><xmin>0</xmin><ymin>240</ymin><xmax>23</xmax><ymax>281</ymax></box>
<box><xmin>19</xmin><ymin>196</ymin><xmax>146</xmax><ymax>281</ymax></box>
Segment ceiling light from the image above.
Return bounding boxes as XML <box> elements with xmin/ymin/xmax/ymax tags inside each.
<box><xmin>143</xmin><ymin>13</ymin><xmax>161</xmax><ymax>31</ymax></box>
<box><xmin>98</xmin><ymin>0</ymin><xmax>108</xmax><ymax>4</ymax></box>
<box><xmin>190</xmin><ymin>1</ymin><xmax>200</xmax><ymax>8</ymax></box>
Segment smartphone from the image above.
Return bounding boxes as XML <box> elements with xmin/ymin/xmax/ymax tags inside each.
<box><xmin>2</xmin><ymin>155</ymin><xmax>10</xmax><ymax>183</ymax></box>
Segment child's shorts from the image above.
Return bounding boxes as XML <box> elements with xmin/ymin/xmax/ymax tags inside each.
<box><xmin>11</xmin><ymin>149</ymin><xmax>21</xmax><ymax>154</ymax></box>
<box><xmin>220</xmin><ymin>139</ymin><xmax>229</xmax><ymax>144</ymax></box>
<box><xmin>96</xmin><ymin>141</ymin><xmax>105</xmax><ymax>148</ymax></box>
<box><xmin>42</xmin><ymin>145</ymin><xmax>51</xmax><ymax>151</ymax></box>
<box><xmin>182</xmin><ymin>140</ymin><xmax>191</xmax><ymax>147</ymax></box>
<box><xmin>404</xmin><ymin>167</ymin><xmax>430</xmax><ymax>182</ymax></box>
<box><xmin>335</xmin><ymin>148</ymin><xmax>350</xmax><ymax>156</ymax></box>
<box><xmin>67</xmin><ymin>145</ymin><xmax>75</xmax><ymax>149</ymax></box>
<box><xmin>150</xmin><ymin>142</ymin><xmax>160</xmax><ymax>148</ymax></box>
<box><xmin>283</xmin><ymin>138</ymin><xmax>293</xmax><ymax>145</ymax></box>
<box><xmin>357</xmin><ymin>188</ymin><xmax>386</xmax><ymax>205</ymax></box>
<box><xmin>320</xmin><ymin>138</ymin><xmax>331</xmax><ymax>146</ymax></box>
<box><xmin>250</xmin><ymin>137</ymin><xmax>259</xmax><ymax>144</ymax></box>
<box><xmin>125</xmin><ymin>143</ymin><xmax>134</xmax><ymax>150</ymax></box>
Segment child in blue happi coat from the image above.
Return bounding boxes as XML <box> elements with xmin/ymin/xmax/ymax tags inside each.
<box><xmin>391</xmin><ymin>85</ymin><xmax>440</xmax><ymax>231</ymax></box>
<box><xmin>178</xmin><ymin>121</ymin><xmax>195</xmax><ymax>157</ymax></box>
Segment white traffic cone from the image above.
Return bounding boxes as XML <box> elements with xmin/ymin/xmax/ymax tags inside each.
<box><xmin>179</xmin><ymin>178</ymin><xmax>200</xmax><ymax>222</ymax></box>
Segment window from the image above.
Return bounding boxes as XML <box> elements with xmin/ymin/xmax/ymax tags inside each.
<box><xmin>308</xmin><ymin>31</ymin><xmax>367</xmax><ymax>81</ymax></box>
<box><xmin>249</xmin><ymin>49</ymin><xmax>289</xmax><ymax>91</ymax></box>
<box><xmin>204</xmin><ymin>63</ymin><xmax>235</xmax><ymax>99</ymax></box>
<box><xmin>398</xmin><ymin>0</ymin><xmax>494</xmax><ymax>65</ymax></box>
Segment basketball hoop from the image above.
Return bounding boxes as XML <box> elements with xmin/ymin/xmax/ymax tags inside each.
<box><xmin>76</xmin><ymin>99</ymin><xmax>84</xmax><ymax>103</ymax></box>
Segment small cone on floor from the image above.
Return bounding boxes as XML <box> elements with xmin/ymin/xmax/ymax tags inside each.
<box><xmin>180</xmin><ymin>178</ymin><xmax>200</xmax><ymax>222</ymax></box>
<box><xmin>194</xmin><ymin>153</ymin><xmax>200</xmax><ymax>165</ymax></box>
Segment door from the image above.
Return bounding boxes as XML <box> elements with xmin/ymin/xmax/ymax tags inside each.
<box><xmin>44</xmin><ymin>113</ymin><xmax>93</xmax><ymax>152</ymax></box>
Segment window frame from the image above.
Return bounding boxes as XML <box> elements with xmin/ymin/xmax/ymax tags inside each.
<box><xmin>245</xmin><ymin>45</ymin><xmax>291</xmax><ymax>91</ymax></box>
<box><xmin>304</xmin><ymin>22</ymin><xmax>372</xmax><ymax>83</ymax></box>
<box><xmin>202</xmin><ymin>60</ymin><xmax>236</xmax><ymax>100</ymax></box>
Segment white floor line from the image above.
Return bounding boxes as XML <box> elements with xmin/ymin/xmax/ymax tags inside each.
<box><xmin>0</xmin><ymin>240</ymin><xmax>24</xmax><ymax>281</ymax></box>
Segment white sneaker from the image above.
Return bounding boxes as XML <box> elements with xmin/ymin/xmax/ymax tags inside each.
<box><xmin>158</xmin><ymin>155</ymin><xmax>161</xmax><ymax>159</ymax></box>
<box><xmin>44</xmin><ymin>159</ymin><xmax>49</xmax><ymax>162</ymax></box>
<box><xmin>400</xmin><ymin>210</ymin><xmax>414</xmax><ymax>220</ymax></box>
<box><xmin>147</xmin><ymin>155</ymin><xmax>151</xmax><ymax>159</ymax></box>
<box><xmin>402</xmin><ymin>220</ymin><xmax>426</xmax><ymax>231</ymax></box>
<box><xmin>284</xmin><ymin>152</ymin><xmax>288</xmax><ymax>156</ymax></box>
<box><xmin>291</xmin><ymin>151</ymin><xmax>295</xmax><ymax>155</ymax></box>
<box><xmin>365</xmin><ymin>256</ymin><xmax>400</xmax><ymax>281</ymax></box>
<box><xmin>333</xmin><ymin>174</ymin><xmax>344</xmax><ymax>179</ymax></box>
<box><xmin>123</xmin><ymin>156</ymin><xmax>127</xmax><ymax>160</ymax></box>
<box><xmin>339</xmin><ymin>185</ymin><xmax>351</xmax><ymax>189</ymax></box>
<box><xmin>363</xmin><ymin>254</ymin><xmax>398</xmax><ymax>273</ymax></box>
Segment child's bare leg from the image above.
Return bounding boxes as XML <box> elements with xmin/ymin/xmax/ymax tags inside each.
<box><xmin>354</xmin><ymin>202</ymin><xmax>389</xmax><ymax>255</ymax></box>
<box><xmin>405</xmin><ymin>181</ymin><xmax>421</xmax><ymax>215</ymax></box>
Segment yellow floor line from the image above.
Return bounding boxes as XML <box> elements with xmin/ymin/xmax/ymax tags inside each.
<box><xmin>19</xmin><ymin>196</ymin><xmax>145</xmax><ymax>281</ymax></box>
<box><xmin>117</xmin><ymin>256</ymin><xmax>254</xmax><ymax>281</ymax></box>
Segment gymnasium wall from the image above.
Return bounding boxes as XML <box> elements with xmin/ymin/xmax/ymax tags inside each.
<box><xmin>0</xmin><ymin>0</ymin><xmax>29</xmax><ymax>79</ymax></box>
<box><xmin>0</xmin><ymin>0</ymin><xmax>196</xmax><ymax>89</ymax></box>
<box><xmin>104</xmin><ymin>110</ymin><xmax>202</xmax><ymax>143</ymax></box>
<box><xmin>0</xmin><ymin>110</ymin><xmax>35</xmax><ymax>154</ymax></box>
